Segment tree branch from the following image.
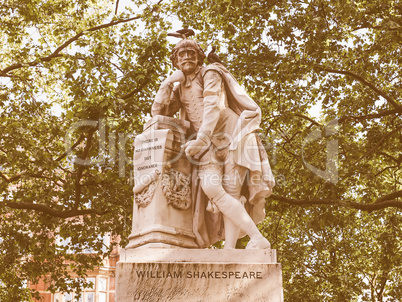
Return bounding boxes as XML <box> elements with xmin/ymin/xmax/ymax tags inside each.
<box><xmin>338</xmin><ymin>108</ymin><xmax>402</xmax><ymax>123</ymax></box>
<box><xmin>379</xmin><ymin>152</ymin><xmax>402</xmax><ymax>164</ymax></box>
<box><xmin>56</xmin><ymin>133</ymin><xmax>86</xmax><ymax>162</ymax></box>
<box><xmin>375</xmin><ymin>190</ymin><xmax>402</xmax><ymax>203</ymax></box>
<box><xmin>271</xmin><ymin>194</ymin><xmax>335</xmax><ymax>206</ymax></box>
<box><xmin>349</xmin><ymin>200</ymin><xmax>402</xmax><ymax>211</ymax></box>
<box><xmin>376</xmin><ymin>271</ymin><xmax>389</xmax><ymax>301</ymax></box>
<box><xmin>0</xmin><ymin>0</ymin><xmax>164</xmax><ymax>76</ymax></box>
<box><xmin>352</xmin><ymin>24</ymin><xmax>401</xmax><ymax>32</ymax></box>
<box><xmin>119</xmin><ymin>80</ymin><xmax>149</xmax><ymax>100</ymax></box>
<box><xmin>356</xmin><ymin>126</ymin><xmax>401</xmax><ymax>162</ymax></box>
<box><xmin>315</xmin><ymin>66</ymin><xmax>401</xmax><ymax>109</ymax></box>
<box><xmin>2</xmin><ymin>201</ymin><xmax>109</xmax><ymax>218</ymax></box>
<box><xmin>0</xmin><ymin>171</ymin><xmax>21</xmax><ymax>183</ymax></box>
<box><xmin>375</xmin><ymin>165</ymin><xmax>397</xmax><ymax>177</ymax></box>
<box><xmin>0</xmin><ymin>170</ymin><xmax>65</xmax><ymax>187</ymax></box>
<box><xmin>115</xmin><ymin>0</ymin><xmax>120</xmax><ymax>15</ymax></box>
<box><xmin>270</xmin><ymin>191</ymin><xmax>402</xmax><ymax>211</ymax></box>
<box><xmin>292</xmin><ymin>113</ymin><xmax>322</xmax><ymax>126</ymax></box>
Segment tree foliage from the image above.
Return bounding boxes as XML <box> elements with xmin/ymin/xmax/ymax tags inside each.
<box><xmin>1</xmin><ymin>0</ymin><xmax>401</xmax><ymax>301</ymax></box>
<box><xmin>0</xmin><ymin>0</ymin><xmax>171</xmax><ymax>300</ymax></box>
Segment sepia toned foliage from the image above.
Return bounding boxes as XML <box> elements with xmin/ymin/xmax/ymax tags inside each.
<box><xmin>1</xmin><ymin>0</ymin><xmax>401</xmax><ymax>301</ymax></box>
<box><xmin>172</xmin><ymin>0</ymin><xmax>401</xmax><ymax>300</ymax></box>
<box><xmin>0</xmin><ymin>0</ymin><xmax>170</xmax><ymax>300</ymax></box>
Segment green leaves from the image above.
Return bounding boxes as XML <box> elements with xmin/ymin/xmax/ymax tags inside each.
<box><xmin>1</xmin><ymin>0</ymin><xmax>401</xmax><ymax>300</ymax></box>
<box><xmin>0</xmin><ymin>0</ymin><xmax>171</xmax><ymax>300</ymax></box>
<box><xmin>168</xmin><ymin>0</ymin><xmax>401</xmax><ymax>300</ymax></box>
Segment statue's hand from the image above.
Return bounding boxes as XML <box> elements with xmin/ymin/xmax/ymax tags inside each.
<box><xmin>182</xmin><ymin>135</ymin><xmax>210</xmax><ymax>158</ymax></box>
<box><xmin>154</xmin><ymin>70</ymin><xmax>185</xmax><ymax>105</ymax></box>
<box><xmin>166</xmin><ymin>70</ymin><xmax>185</xmax><ymax>84</ymax></box>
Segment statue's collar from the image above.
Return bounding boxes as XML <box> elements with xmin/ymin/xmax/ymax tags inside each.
<box><xmin>184</xmin><ymin>66</ymin><xmax>201</xmax><ymax>87</ymax></box>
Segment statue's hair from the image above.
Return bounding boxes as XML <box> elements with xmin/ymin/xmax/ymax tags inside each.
<box><xmin>170</xmin><ymin>39</ymin><xmax>206</xmax><ymax>68</ymax></box>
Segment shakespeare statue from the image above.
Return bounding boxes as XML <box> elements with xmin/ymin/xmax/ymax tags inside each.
<box><xmin>151</xmin><ymin>35</ymin><xmax>275</xmax><ymax>249</ymax></box>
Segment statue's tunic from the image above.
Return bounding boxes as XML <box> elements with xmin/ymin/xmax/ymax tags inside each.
<box><xmin>152</xmin><ymin>64</ymin><xmax>275</xmax><ymax>247</ymax></box>
<box><xmin>152</xmin><ymin>66</ymin><xmax>238</xmax><ymax>152</ymax></box>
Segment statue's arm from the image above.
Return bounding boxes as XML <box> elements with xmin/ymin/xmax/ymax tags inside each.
<box><xmin>198</xmin><ymin>70</ymin><xmax>222</xmax><ymax>137</ymax></box>
<box><xmin>151</xmin><ymin>70</ymin><xmax>184</xmax><ymax>117</ymax></box>
<box><xmin>151</xmin><ymin>81</ymin><xmax>174</xmax><ymax>116</ymax></box>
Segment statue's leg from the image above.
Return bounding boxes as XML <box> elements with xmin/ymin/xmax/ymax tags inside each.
<box><xmin>199</xmin><ymin>168</ymin><xmax>270</xmax><ymax>249</ymax></box>
<box><xmin>221</xmin><ymin>160</ymin><xmax>247</xmax><ymax>249</ymax></box>
<box><xmin>222</xmin><ymin>216</ymin><xmax>240</xmax><ymax>249</ymax></box>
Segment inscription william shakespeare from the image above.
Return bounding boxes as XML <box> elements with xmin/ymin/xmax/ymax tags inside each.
<box><xmin>136</xmin><ymin>270</ymin><xmax>263</xmax><ymax>279</ymax></box>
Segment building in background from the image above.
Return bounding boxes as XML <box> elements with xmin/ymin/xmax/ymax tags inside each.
<box><xmin>30</xmin><ymin>240</ymin><xmax>119</xmax><ymax>302</ymax></box>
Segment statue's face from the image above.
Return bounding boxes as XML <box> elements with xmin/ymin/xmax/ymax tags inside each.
<box><xmin>176</xmin><ymin>46</ymin><xmax>198</xmax><ymax>75</ymax></box>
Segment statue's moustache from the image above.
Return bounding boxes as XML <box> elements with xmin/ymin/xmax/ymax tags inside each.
<box><xmin>182</xmin><ymin>60</ymin><xmax>196</xmax><ymax>64</ymax></box>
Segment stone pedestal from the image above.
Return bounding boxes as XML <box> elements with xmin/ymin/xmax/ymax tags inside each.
<box><xmin>116</xmin><ymin>249</ymin><xmax>284</xmax><ymax>302</ymax></box>
<box><xmin>126</xmin><ymin>116</ymin><xmax>197</xmax><ymax>249</ymax></box>
<box><xmin>118</xmin><ymin>116</ymin><xmax>284</xmax><ymax>301</ymax></box>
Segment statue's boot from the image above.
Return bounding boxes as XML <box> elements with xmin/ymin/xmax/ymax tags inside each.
<box><xmin>213</xmin><ymin>192</ymin><xmax>270</xmax><ymax>249</ymax></box>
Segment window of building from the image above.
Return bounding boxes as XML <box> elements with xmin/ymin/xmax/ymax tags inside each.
<box><xmin>53</xmin><ymin>276</ymin><xmax>109</xmax><ymax>302</ymax></box>
<box><xmin>64</xmin><ymin>293</ymin><xmax>72</xmax><ymax>302</ymax></box>
<box><xmin>80</xmin><ymin>277</ymin><xmax>95</xmax><ymax>302</ymax></box>
<box><xmin>98</xmin><ymin>277</ymin><xmax>107</xmax><ymax>302</ymax></box>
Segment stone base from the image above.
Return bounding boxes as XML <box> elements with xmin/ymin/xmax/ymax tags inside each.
<box><xmin>116</xmin><ymin>249</ymin><xmax>284</xmax><ymax>302</ymax></box>
<box><xmin>126</xmin><ymin>224</ymin><xmax>198</xmax><ymax>249</ymax></box>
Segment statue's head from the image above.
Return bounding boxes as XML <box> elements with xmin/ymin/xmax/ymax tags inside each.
<box><xmin>170</xmin><ymin>39</ymin><xmax>206</xmax><ymax>75</ymax></box>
